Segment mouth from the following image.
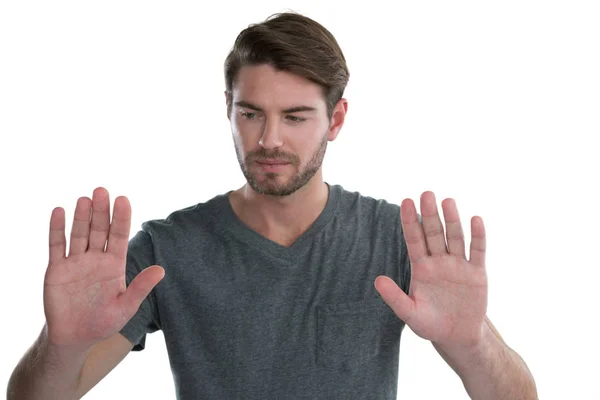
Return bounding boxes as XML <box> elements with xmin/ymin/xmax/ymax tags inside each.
<box><xmin>256</xmin><ymin>159</ymin><xmax>291</xmax><ymax>165</ymax></box>
<box><xmin>255</xmin><ymin>160</ymin><xmax>291</xmax><ymax>172</ymax></box>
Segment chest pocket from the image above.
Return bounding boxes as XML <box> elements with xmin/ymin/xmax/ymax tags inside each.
<box><xmin>316</xmin><ymin>297</ymin><xmax>404</xmax><ymax>369</ymax></box>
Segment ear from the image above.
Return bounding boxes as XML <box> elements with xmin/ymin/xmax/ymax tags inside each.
<box><xmin>327</xmin><ymin>98</ymin><xmax>348</xmax><ymax>141</ymax></box>
<box><xmin>225</xmin><ymin>90</ymin><xmax>230</xmax><ymax>120</ymax></box>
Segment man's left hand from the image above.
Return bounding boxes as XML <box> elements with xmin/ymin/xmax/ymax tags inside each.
<box><xmin>375</xmin><ymin>191</ymin><xmax>488</xmax><ymax>350</ymax></box>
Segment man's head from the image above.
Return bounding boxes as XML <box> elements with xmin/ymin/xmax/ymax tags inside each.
<box><xmin>224</xmin><ymin>12</ymin><xmax>349</xmax><ymax>197</ymax></box>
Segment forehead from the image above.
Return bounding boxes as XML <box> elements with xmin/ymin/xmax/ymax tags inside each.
<box><xmin>233</xmin><ymin>64</ymin><xmax>325</xmax><ymax>109</ymax></box>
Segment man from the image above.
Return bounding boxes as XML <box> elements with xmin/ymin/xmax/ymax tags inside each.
<box><xmin>7</xmin><ymin>11</ymin><xmax>537</xmax><ymax>400</ymax></box>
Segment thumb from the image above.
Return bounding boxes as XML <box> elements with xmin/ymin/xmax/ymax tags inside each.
<box><xmin>374</xmin><ymin>276</ymin><xmax>415</xmax><ymax>324</ymax></box>
<box><xmin>119</xmin><ymin>265</ymin><xmax>165</xmax><ymax>319</ymax></box>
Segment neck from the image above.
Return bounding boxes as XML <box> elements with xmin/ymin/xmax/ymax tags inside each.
<box><xmin>229</xmin><ymin>172</ymin><xmax>329</xmax><ymax>247</ymax></box>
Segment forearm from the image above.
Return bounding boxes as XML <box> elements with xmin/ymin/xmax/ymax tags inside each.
<box><xmin>7</xmin><ymin>324</ymin><xmax>89</xmax><ymax>400</ymax></box>
<box><xmin>434</xmin><ymin>321</ymin><xmax>538</xmax><ymax>400</ymax></box>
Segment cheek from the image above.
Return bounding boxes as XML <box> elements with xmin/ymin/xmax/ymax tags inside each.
<box><xmin>294</xmin><ymin>120</ymin><xmax>327</xmax><ymax>146</ymax></box>
<box><xmin>232</xmin><ymin>117</ymin><xmax>261</xmax><ymax>140</ymax></box>
<box><xmin>231</xmin><ymin>115</ymin><xmax>327</xmax><ymax>152</ymax></box>
<box><xmin>231</xmin><ymin>117</ymin><xmax>252</xmax><ymax>146</ymax></box>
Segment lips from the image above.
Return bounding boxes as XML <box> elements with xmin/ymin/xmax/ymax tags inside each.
<box><xmin>256</xmin><ymin>159</ymin><xmax>290</xmax><ymax>165</ymax></box>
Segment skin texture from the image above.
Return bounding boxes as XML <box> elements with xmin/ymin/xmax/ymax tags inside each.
<box><xmin>228</xmin><ymin>64</ymin><xmax>341</xmax><ymax>197</ymax></box>
<box><xmin>374</xmin><ymin>194</ymin><xmax>488</xmax><ymax>349</ymax></box>
<box><xmin>225</xmin><ymin>64</ymin><xmax>347</xmax><ymax>247</ymax></box>
<box><xmin>6</xmin><ymin>189</ymin><xmax>165</xmax><ymax>400</ymax></box>
<box><xmin>44</xmin><ymin>192</ymin><xmax>165</xmax><ymax>350</ymax></box>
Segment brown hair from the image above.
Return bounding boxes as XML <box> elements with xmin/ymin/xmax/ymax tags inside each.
<box><xmin>224</xmin><ymin>11</ymin><xmax>350</xmax><ymax>119</ymax></box>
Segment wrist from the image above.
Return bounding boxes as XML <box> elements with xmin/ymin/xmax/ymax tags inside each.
<box><xmin>41</xmin><ymin>323</ymin><xmax>92</xmax><ymax>376</ymax></box>
<box><xmin>433</xmin><ymin>322</ymin><xmax>501</xmax><ymax>376</ymax></box>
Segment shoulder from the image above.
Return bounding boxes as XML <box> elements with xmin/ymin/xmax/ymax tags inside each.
<box><xmin>333</xmin><ymin>184</ymin><xmax>423</xmax><ymax>225</ymax></box>
<box><xmin>330</xmin><ymin>184</ymin><xmax>423</xmax><ymax>239</ymax></box>
<box><xmin>332</xmin><ymin>184</ymin><xmax>401</xmax><ymax>222</ymax></box>
<box><xmin>137</xmin><ymin>192</ymin><xmax>228</xmax><ymax>240</ymax></box>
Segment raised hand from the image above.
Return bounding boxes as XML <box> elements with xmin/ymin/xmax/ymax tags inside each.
<box><xmin>375</xmin><ymin>191</ymin><xmax>488</xmax><ymax>349</ymax></box>
<box><xmin>43</xmin><ymin>188</ymin><xmax>165</xmax><ymax>350</ymax></box>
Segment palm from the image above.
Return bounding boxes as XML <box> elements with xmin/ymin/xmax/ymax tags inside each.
<box><xmin>44</xmin><ymin>251</ymin><xmax>128</xmax><ymax>346</ymax></box>
<box><xmin>403</xmin><ymin>254</ymin><xmax>487</xmax><ymax>346</ymax></box>
<box><xmin>375</xmin><ymin>191</ymin><xmax>488</xmax><ymax>348</ymax></box>
<box><xmin>43</xmin><ymin>188</ymin><xmax>164</xmax><ymax>349</ymax></box>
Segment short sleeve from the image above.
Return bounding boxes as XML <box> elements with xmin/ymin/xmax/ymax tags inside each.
<box><xmin>396</xmin><ymin>208</ymin><xmax>419</xmax><ymax>297</ymax></box>
<box><xmin>119</xmin><ymin>229</ymin><xmax>161</xmax><ymax>351</ymax></box>
<box><xmin>398</xmin><ymin>231</ymin><xmax>412</xmax><ymax>297</ymax></box>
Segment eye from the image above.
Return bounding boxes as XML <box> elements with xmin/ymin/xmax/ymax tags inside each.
<box><xmin>240</xmin><ymin>111</ymin><xmax>256</xmax><ymax>120</ymax></box>
<box><xmin>286</xmin><ymin>115</ymin><xmax>306</xmax><ymax>123</ymax></box>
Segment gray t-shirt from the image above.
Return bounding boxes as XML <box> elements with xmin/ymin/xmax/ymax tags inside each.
<box><xmin>120</xmin><ymin>183</ymin><xmax>412</xmax><ymax>399</ymax></box>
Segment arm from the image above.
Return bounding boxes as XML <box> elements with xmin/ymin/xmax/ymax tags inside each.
<box><xmin>8</xmin><ymin>188</ymin><xmax>163</xmax><ymax>399</ymax></box>
<box><xmin>374</xmin><ymin>193</ymin><xmax>538</xmax><ymax>400</ymax></box>
<box><xmin>7</xmin><ymin>327</ymin><xmax>133</xmax><ymax>400</ymax></box>
<box><xmin>433</xmin><ymin>316</ymin><xmax>538</xmax><ymax>400</ymax></box>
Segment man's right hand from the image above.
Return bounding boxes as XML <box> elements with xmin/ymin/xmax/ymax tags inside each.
<box><xmin>43</xmin><ymin>187</ymin><xmax>165</xmax><ymax>350</ymax></box>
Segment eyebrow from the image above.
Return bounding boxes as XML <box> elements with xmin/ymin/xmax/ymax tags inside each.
<box><xmin>234</xmin><ymin>100</ymin><xmax>317</xmax><ymax>114</ymax></box>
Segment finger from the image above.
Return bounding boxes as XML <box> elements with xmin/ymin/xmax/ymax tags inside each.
<box><xmin>400</xmin><ymin>198</ymin><xmax>428</xmax><ymax>263</ymax></box>
<box><xmin>374</xmin><ymin>276</ymin><xmax>415</xmax><ymax>325</ymax></box>
<box><xmin>68</xmin><ymin>197</ymin><xmax>92</xmax><ymax>256</ymax></box>
<box><xmin>441</xmin><ymin>198</ymin><xmax>466</xmax><ymax>259</ymax></box>
<box><xmin>119</xmin><ymin>266</ymin><xmax>165</xmax><ymax>319</ymax></box>
<box><xmin>106</xmin><ymin>196</ymin><xmax>132</xmax><ymax>260</ymax></box>
<box><xmin>49</xmin><ymin>207</ymin><xmax>66</xmax><ymax>264</ymax></box>
<box><xmin>420</xmin><ymin>191</ymin><xmax>448</xmax><ymax>256</ymax></box>
<box><xmin>469</xmin><ymin>216</ymin><xmax>486</xmax><ymax>267</ymax></box>
<box><xmin>88</xmin><ymin>187</ymin><xmax>111</xmax><ymax>251</ymax></box>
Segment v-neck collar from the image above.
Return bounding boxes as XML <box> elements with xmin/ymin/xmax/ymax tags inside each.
<box><xmin>208</xmin><ymin>183</ymin><xmax>341</xmax><ymax>264</ymax></box>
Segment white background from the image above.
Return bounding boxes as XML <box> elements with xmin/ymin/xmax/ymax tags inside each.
<box><xmin>1</xmin><ymin>1</ymin><xmax>599</xmax><ymax>399</ymax></box>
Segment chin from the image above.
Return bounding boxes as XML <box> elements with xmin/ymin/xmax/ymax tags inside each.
<box><xmin>249</xmin><ymin>177</ymin><xmax>303</xmax><ymax>197</ymax></box>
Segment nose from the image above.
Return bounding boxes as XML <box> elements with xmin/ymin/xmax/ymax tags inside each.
<box><xmin>258</xmin><ymin>119</ymin><xmax>284</xmax><ymax>149</ymax></box>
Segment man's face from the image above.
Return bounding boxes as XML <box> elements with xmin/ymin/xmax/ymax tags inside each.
<box><xmin>227</xmin><ymin>64</ymin><xmax>345</xmax><ymax>197</ymax></box>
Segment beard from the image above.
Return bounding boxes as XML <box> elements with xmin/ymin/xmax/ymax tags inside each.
<box><xmin>235</xmin><ymin>133</ymin><xmax>328</xmax><ymax>197</ymax></box>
